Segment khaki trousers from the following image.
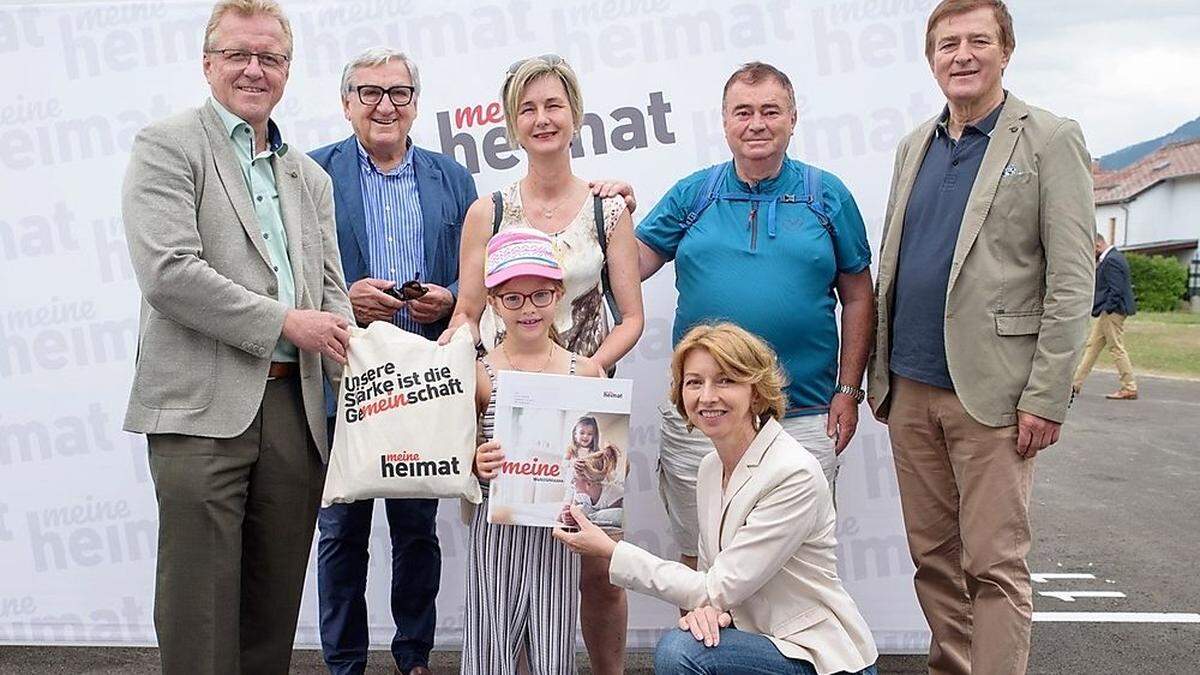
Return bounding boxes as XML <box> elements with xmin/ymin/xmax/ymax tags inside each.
<box><xmin>1072</xmin><ymin>312</ymin><xmax>1136</xmax><ymax>392</ymax></box>
<box><xmin>888</xmin><ymin>377</ymin><xmax>1035</xmax><ymax>675</ymax></box>
<box><xmin>147</xmin><ymin>377</ymin><xmax>326</xmax><ymax>675</ymax></box>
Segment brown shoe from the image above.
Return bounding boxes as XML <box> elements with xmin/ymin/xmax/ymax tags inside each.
<box><xmin>1105</xmin><ymin>389</ymin><xmax>1138</xmax><ymax>400</ymax></box>
<box><xmin>407</xmin><ymin>667</ymin><xmax>432</xmax><ymax>675</ymax></box>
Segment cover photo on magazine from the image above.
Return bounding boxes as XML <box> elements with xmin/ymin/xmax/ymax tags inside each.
<box><xmin>488</xmin><ymin>371</ymin><xmax>633</xmax><ymax>529</ymax></box>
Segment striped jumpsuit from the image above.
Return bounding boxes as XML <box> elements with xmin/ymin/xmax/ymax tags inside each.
<box><xmin>461</xmin><ymin>358</ymin><xmax>580</xmax><ymax>675</ymax></box>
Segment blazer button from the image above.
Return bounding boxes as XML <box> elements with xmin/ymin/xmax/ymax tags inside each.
<box><xmin>267</xmin><ymin>284</ymin><xmax>277</xmax><ymax>294</ymax></box>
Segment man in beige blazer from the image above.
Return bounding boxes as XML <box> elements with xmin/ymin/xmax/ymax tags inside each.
<box><xmin>121</xmin><ymin>1</ymin><xmax>352</xmax><ymax>672</ymax></box>
<box><xmin>867</xmin><ymin>1</ymin><xmax>1094</xmax><ymax>673</ymax></box>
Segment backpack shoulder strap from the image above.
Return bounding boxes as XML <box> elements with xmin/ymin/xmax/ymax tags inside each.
<box><xmin>491</xmin><ymin>190</ymin><xmax>504</xmax><ymax>235</ymax></box>
<box><xmin>683</xmin><ymin>162</ymin><xmax>728</xmax><ymax>227</ymax></box>
<box><xmin>803</xmin><ymin>163</ymin><xmax>836</xmax><ymax>239</ymax></box>
<box><xmin>594</xmin><ymin>195</ymin><xmax>623</xmax><ymax>326</ymax></box>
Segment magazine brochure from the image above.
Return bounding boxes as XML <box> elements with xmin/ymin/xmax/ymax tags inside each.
<box><xmin>487</xmin><ymin>371</ymin><xmax>633</xmax><ymax>528</ymax></box>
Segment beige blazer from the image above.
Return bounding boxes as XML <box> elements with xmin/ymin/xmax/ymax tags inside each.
<box><xmin>868</xmin><ymin>93</ymin><xmax>1095</xmax><ymax>426</ymax></box>
<box><xmin>121</xmin><ymin>102</ymin><xmax>353</xmax><ymax>458</ymax></box>
<box><xmin>609</xmin><ymin>419</ymin><xmax>877</xmax><ymax>675</ymax></box>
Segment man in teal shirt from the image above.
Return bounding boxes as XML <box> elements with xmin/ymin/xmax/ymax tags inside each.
<box><xmin>636</xmin><ymin>62</ymin><xmax>875</xmax><ymax>567</ymax></box>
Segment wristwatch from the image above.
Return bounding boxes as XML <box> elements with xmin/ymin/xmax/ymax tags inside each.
<box><xmin>834</xmin><ymin>384</ymin><xmax>866</xmax><ymax>404</ymax></box>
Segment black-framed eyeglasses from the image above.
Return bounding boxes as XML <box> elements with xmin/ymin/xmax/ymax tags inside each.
<box><xmin>355</xmin><ymin>84</ymin><xmax>416</xmax><ymax>107</ymax></box>
<box><xmin>205</xmin><ymin>48</ymin><xmax>290</xmax><ymax>70</ymax></box>
<box><xmin>496</xmin><ymin>289</ymin><xmax>556</xmax><ymax>310</ymax></box>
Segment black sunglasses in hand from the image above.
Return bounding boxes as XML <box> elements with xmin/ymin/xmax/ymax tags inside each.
<box><xmin>382</xmin><ymin>272</ymin><xmax>428</xmax><ymax>302</ymax></box>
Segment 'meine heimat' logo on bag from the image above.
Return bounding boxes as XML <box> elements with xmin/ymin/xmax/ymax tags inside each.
<box><xmin>380</xmin><ymin>450</ymin><xmax>463</xmax><ymax>478</ymax></box>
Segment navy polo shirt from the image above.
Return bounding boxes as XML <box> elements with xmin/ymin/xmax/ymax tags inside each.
<box><xmin>890</xmin><ymin>101</ymin><xmax>1004</xmax><ymax>390</ymax></box>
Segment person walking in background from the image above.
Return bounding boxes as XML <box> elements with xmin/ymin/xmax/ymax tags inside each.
<box><xmin>1072</xmin><ymin>233</ymin><xmax>1138</xmax><ymax>400</ymax></box>
<box><xmin>308</xmin><ymin>47</ymin><xmax>477</xmax><ymax>675</ymax></box>
<box><xmin>121</xmin><ymin>0</ymin><xmax>354</xmax><ymax>671</ymax></box>
<box><xmin>867</xmin><ymin>1</ymin><xmax>1095</xmax><ymax>673</ymax></box>
<box><xmin>443</xmin><ymin>54</ymin><xmax>644</xmax><ymax>675</ymax></box>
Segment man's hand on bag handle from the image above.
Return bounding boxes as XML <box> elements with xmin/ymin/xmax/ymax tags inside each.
<box><xmin>474</xmin><ymin>440</ymin><xmax>505</xmax><ymax>480</ymax></box>
<box><xmin>282</xmin><ymin>309</ymin><xmax>350</xmax><ymax>364</ymax></box>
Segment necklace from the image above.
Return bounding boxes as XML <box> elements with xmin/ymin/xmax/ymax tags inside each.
<box><xmin>500</xmin><ymin>341</ymin><xmax>556</xmax><ymax>372</ymax></box>
<box><xmin>523</xmin><ymin>181</ymin><xmax>573</xmax><ymax>220</ymax></box>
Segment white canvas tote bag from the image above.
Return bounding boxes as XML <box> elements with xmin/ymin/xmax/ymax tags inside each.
<box><xmin>322</xmin><ymin>323</ymin><xmax>482</xmax><ymax>506</ymax></box>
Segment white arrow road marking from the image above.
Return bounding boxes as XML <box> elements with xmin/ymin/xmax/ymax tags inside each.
<box><xmin>1034</xmin><ymin>612</ymin><xmax>1200</xmax><ymax>623</ymax></box>
<box><xmin>1038</xmin><ymin>591</ymin><xmax>1127</xmax><ymax>602</ymax></box>
<box><xmin>1031</xmin><ymin>573</ymin><xmax>1096</xmax><ymax>583</ymax></box>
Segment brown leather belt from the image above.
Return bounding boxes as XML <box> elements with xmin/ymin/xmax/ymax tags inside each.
<box><xmin>268</xmin><ymin>361</ymin><xmax>298</xmax><ymax>379</ymax></box>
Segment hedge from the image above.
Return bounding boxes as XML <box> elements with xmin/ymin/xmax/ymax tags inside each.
<box><xmin>1126</xmin><ymin>253</ymin><xmax>1188</xmax><ymax>312</ymax></box>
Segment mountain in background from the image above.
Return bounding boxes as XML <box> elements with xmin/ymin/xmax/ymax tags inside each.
<box><xmin>1098</xmin><ymin>116</ymin><xmax>1200</xmax><ymax>170</ymax></box>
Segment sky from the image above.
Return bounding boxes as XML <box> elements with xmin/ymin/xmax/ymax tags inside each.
<box><xmin>1005</xmin><ymin>0</ymin><xmax>1200</xmax><ymax>156</ymax></box>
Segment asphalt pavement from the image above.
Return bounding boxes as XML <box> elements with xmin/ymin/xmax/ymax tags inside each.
<box><xmin>2</xmin><ymin>372</ymin><xmax>1195</xmax><ymax>673</ymax></box>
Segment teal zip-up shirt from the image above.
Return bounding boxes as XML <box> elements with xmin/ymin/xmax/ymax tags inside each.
<box><xmin>637</xmin><ymin>158</ymin><xmax>871</xmax><ymax>415</ymax></box>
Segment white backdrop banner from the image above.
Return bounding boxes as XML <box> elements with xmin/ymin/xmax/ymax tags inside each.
<box><xmin>0</xmin><ymin>0</ymin><xmax>936</xmax><ymax>652</ymax></box>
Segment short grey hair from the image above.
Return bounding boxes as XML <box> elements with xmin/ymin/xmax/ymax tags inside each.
<box><xmin>340</xmin><ymin>47</ymin><xmax>421</xmax><ymax>97</ymax></box>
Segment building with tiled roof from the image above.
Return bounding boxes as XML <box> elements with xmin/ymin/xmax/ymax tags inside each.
<box><xmin>1093</xmin><ymin>138</ymin><xmax>1199</xmax><ymax>271</ymax></box>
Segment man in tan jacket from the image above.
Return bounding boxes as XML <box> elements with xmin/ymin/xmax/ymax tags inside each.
<box><xmin>867</xmin><ymin>1</ymin><xmax>1094</xmax><ymax>673</ymax></box>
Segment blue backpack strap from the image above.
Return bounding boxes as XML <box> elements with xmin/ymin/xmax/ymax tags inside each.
<box><xmin>683</xmin><ymin>162</ymin><xmax>728</xmax><ymax>227</ymax></box>
<box><xmin>803</xmin><ymin>163</ymin><xmax>836</xmax><ymax>239</ymax></box>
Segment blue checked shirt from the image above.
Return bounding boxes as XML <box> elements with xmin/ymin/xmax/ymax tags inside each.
<box><xmin>358</xmin><ymin>140</ymin><xmax>424</xmax><ymax>334</ymax></box>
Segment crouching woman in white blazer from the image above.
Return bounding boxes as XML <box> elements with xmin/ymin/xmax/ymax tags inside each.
<box><xmin>555</xmin><ymin>322</ymin><xmax>878</xmax><ymax>675</ymax></box>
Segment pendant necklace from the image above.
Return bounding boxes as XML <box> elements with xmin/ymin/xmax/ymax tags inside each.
<box><xmin>501</xmin><ymin>342</ymin><xmax>556</xmax><ymax>372</ymax></box>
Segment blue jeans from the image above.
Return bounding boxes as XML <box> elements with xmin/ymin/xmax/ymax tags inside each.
<box><xmin>654</xmin><ymin>627</ymin><xmax>878</xmax><ymax>675</ymax></box>
<box><xmin>317</xmin><ymin>497</ymin><xmax>440</xmax><ymax>674</ymax></box>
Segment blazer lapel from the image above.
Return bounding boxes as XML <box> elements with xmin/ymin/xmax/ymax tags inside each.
<box><xmin>718</xmin><ymin>420</ymin><xmax>783</xmax><ymax>549</ymax></box>
<box><xmin>275</xmin><ymin>150</ymin><xmax>306</xmax><ymax>304</ymax></box>
<box><xmin>877</xmin><ymin>119</ymin><xmax>937</xmax><ymax>302</ymax></box>
<box><xmin>331</xmin><ymin>138</ymin><xmax>369</xmax><ymax>266</ymax></box>
<box><xmin>414</xmin><ymin>148</ymin><xmax>442</xmax><ymax>276</ymax></box>
<box><xmin>200</xmin><ymin>103</ymin><xmax>272</xmax><ymax>268</ymax></box>
<box><xmin>948</xmin><ymin>94</ymin><xmax>1029</xmax><ymax>292</ymax></box>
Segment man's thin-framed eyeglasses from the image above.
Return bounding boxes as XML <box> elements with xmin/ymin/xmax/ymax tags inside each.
<box><xmin>206</xmin><ymin>48</ymin><xmax>290</xmax><ymax>70</ymax></box>
<box><xmin>497</xmin><ymin>289</ymin><xmax>556</xmax><ymax>310</ymax></box>
<box><xmin>354</xmin><ymin>85</ymin><xmax>416</xmax><ymax>107</ymax></box>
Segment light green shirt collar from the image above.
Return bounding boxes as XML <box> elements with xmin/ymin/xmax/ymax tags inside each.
<box><xmin>208</xmin><ymin>97</ymin><xmax>288</xmax><ymax>156</ymax></box>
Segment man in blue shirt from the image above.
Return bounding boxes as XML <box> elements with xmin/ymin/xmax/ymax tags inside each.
<box><xmin>309</xmin><ymin>48</ymin><xmax>477</xmax><ymax>675</ymax></box>
<box><xmin>635</xmin><ymin>62</ymin><xmax>875</xmax><ymax>567</ymax></box>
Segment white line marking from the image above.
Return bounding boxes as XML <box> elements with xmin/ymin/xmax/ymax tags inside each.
<box><xmin>1039</xmin><ymin>591</ymin><xmax>1127</xmax><ymax>602</ymax></box>
<box><xmin>1033</xmin><ymin>612</ymin><xmax>1200</xmax><ymax>623</ymax></box>
<box><xmin>1031</xmin><ymin>573</ymin><xmax>1096</xmax><ymax>583</ymax></box>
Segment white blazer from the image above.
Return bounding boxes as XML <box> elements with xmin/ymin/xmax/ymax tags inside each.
<box><xmin>609</xmin><ymin>418</ymin><xmax>877</xmax><ymax>675</ymax></box>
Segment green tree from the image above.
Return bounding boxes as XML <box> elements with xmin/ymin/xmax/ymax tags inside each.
<box><xmin>1126</xmin><ymin>253</ymin><xmax>1188</xmax><ymax>312</ymax></box>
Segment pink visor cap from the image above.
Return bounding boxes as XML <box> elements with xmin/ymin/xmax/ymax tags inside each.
<box><xmin>484</xmin><ymin>227</ymin><xmax>565</xmax><ymax>288</ymax></box>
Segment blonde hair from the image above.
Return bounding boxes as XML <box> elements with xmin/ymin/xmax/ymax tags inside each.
<box><xmin>501</xmin><ymin>56</ymin><xmax>584</xmax><ymax>150</ymax></box>
<box><xmin>204</xmin><ymin>0</ymin><xmax>293</xmax><ymax>56</ymax></box>
<box><xmin>574</xmin><ymin>443</ymin><xmax>620</xmax><ymax>484</ymax></box>
<box><xmin>669</xmin><ymin>322</ymin><xmax>788</xmax><ymax>427</ymax></box>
